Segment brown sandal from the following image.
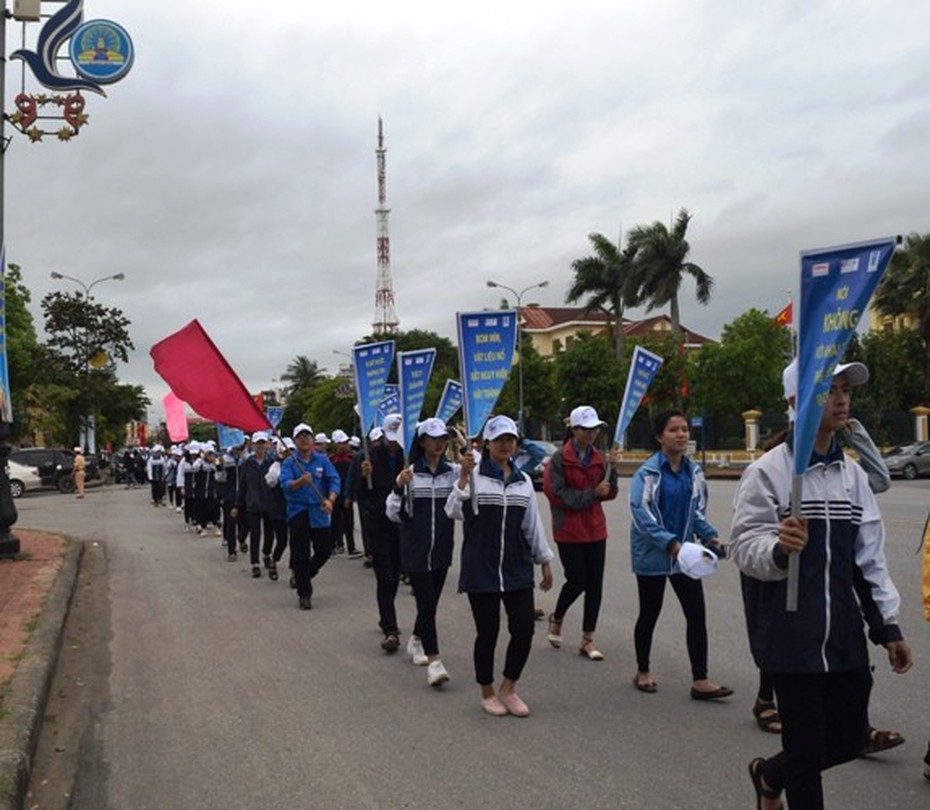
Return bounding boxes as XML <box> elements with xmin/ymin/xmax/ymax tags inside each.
<box><xmin>753</xmin><ymin>700</ymin><xmax>782</xmax><ymax>734</ymax></box>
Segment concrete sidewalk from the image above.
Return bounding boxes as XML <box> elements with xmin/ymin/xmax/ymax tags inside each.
<box><xmin>0</xmin><ymin>531</ymin><xmax>82</xmax><ymax>810</ymax></box>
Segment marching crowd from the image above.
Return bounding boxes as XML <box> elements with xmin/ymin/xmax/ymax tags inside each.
<box><xmin>130</xmin><ymin>357</ymin><xmax>926</xmax><ymax>809</ymax></box>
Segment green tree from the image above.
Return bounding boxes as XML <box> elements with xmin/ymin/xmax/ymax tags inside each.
<box><xmin>872</xmin><ymin>232</ymin><xmax>930</xmax><ymax>404</ymax></box>
<box><xmin>567</xmin><ymin>234</ymin><xmax>639</xmax><ymax>361</ymax></box>
<box><xmin>626</xmin><ymin>208</ymin><xmax>713</xmax><ymax>335</ymax></box>
<box><xmin>306</xmin><ymin>377</ymin><xmax>359</xmax><ymax>438</ymax></box>
<box><xmin>41</xmin><ymin>291</ymin><xmax>134</xmax><ymax>374</ymax></box>
<box><xmin>690</xmin><ymin>309</ymin><xmax>792</xmax><ymax>416</ymax></box>
<box><xmin>553</xmin><ymin>333</ymin><xmax>624</xmax><ymax>438</ymax></box>
<box><xmin>496</xmin><ymin>339</ymin><xmax>558</xmax><ymax>437</ymax></box>
<box><xmin>279</xmin><ymin>355</ymin><xmax>325</xmax><ymax>397</ymax></box>
<box><xmin>3</xmin><ymin>263</ymin><xmax>44</xmax><ymax>436</ymax></box>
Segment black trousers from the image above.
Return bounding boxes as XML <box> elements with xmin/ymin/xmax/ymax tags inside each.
<box><xmin>408</xmin><ymin>568</ymin><xmax>449</xmax><ymax>656</ymax></box>
<box><xmin>369</xmin><ymin>517</ymin><xmax>401</xmax><ymax>634</ymax></box>
<box><xmin>634</xmin><ymin>573</ymin><xmax>708</xmax><ymax>680</ymax></box>
<box><xmin>222</xmin><ymin>502</ymin><xmax>238</xmax><ymax>554</ymax></box>
<box><xmin>267</xmin><ymin>519</ymin><xmax>288</xmax><ymax>563</ymax></box>
<box><xmin>247</xmin><ymin>510</ymin><xmax>273</xmax><ymax>565</ymax></box>
<box><xmin>288</xmin><ymin>513</ymin><xmax>332</xmax><ymax>599</ymax></box>
<box><xmin>330</xmin><ymin>497</ymin><xmax>357</xmax><ymax>553</ymax></box>
<box><xmin>761</xmin><ymin>666</ymin><xmax>872</xmax><ymax>810</ymax></box>
<box><xmin>553</xmin><ymin>540</ymin><xmax>606</xmax><ymax>634</ymax></box>
<box><xmin>467</xmin><ymin>588</ymin><xmax>536</xmax><ymax>686</ymax></box>
<box><xmin>151</xmin><ymin>479</ymin><xmax>166</xmax><ymax>504</ymax></box>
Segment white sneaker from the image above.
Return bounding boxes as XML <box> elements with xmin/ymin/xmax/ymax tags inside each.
<box><xmin>176</xmin><ymin>506</ymin><xmax>182</xmax><ymax>513</ymax></box>
<box><xmin>406</xmin><ymin>635</ymin><xmax>428</xmax><ymax>666</ymax></box>
<box><xmin>427</xmin><ymin>660</ymin><xmax>449</xmax><ymax>687</ymax></box>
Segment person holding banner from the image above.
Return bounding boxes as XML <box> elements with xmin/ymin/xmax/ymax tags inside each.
<box><xmin>279</xmin><ymin>423</ymin><xmax>341</xmax><ymax>610</ymax></box>
<box><xmin>730</xmin><ymin>362</ymin><xmax>912</xmax><ymax>810</ymax></box>
<box><xmin>357</xmin><ymin>415</ymin><xmax>407</xmax><ymax>649</ymax></box>
<box><xmin>446</xmin><ymin>415</ymin><xmax>554</xmax><ymax>717</ymax></box>
<box><xmin>386</xmin><ymin>418</ymin><xmax>457</xmax><ymax>687</ymax></box>
<box><xmin>543</xmin><ymin>406</ymin><xmax>618</xmax><ymax>660</ymax></box>
<box><xmin>629</xmin><ymin>410</ymin><xmax>730</xmax><ymax>699</ymax></box>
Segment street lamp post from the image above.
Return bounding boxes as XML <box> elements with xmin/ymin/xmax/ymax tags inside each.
<box><xmin>485</xmin><ymin>279</ymin><xmax>549</xmax><ymax>435</ymax></box>
<box><xmin>48</xmin><ymin>271</ymin><xmax>126</xmax><ymax>452</ymax></box>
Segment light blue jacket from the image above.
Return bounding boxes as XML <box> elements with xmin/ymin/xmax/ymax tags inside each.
<box><xmin>629</xmin><ymin>452</ymin><xmax>717</xmax><ymax>576</ymax></box>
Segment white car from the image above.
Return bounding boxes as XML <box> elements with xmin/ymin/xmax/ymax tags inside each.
<box><xmin>7</xmin><ymin>459</ymin><xmax>43</xmax><ymax>498</ymax></box>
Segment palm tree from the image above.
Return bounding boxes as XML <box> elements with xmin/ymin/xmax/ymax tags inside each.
<box><xmin>279</xmin><ymin>355</ymin><xmax>324</xmax><ymax>396</ymax></box>
<box><xmin>625</xmin><ymin>208</ymin><xmax>713</xmax><ymax>335</ymax></box>
<box><xmin>567</xmin><ymin>233</ymin><xmax>639</xmax><ymax>361</ymax></box>
<box><xmin>872</xmin><ymin>232</ymin><xmax>930</xmax><ymax>404</ymax></box>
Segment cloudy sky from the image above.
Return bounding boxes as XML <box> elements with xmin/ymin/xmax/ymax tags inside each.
<box><xmin>5</xmin><ymin>0</ymin><xmax>929</xmax><ymax>421</ymax></box>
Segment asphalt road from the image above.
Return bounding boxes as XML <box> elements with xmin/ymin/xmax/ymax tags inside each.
<box><xmin>17</xmin><ymin>478</ymin><xmax>930</xmax><ymax>809</ymax></box>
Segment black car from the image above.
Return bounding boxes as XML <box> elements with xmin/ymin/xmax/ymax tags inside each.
<box><xmin>9</xmin><ymin>447</ymin><xmax>99</xmax><ymax>493</ymax></box>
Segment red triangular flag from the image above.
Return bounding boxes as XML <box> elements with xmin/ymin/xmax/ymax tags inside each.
<box><xmin>150</xmin><ymin>320</ymin><xmax>271</xmax><ymax>432</ymax></box>
<box><xmin>774</xmin><ymin>301</ymin><xmax>792</xmax><ymax>328</ymax></box>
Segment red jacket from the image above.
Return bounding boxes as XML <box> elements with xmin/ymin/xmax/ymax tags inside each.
<box><xmin>543</xmin><ymin>441</ymin><xmax>617</xmax><ymax>543</ymax></box>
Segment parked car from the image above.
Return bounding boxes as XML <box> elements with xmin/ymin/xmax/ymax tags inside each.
<box><xmin>882</xmin><ymin>441</ymin><xmax>930</xmax><ymax>480</ymax></box>
<box><xmin>6</xmin><ymin>459</ymin><xmax>44</xmax><ymax>498</ymax></box>
<box><xmin>526</xmin><ymin>440</ymin><xmax>562</xmax><ymax>491</ymax></box>
<box><xmin>9</xmin><ymin>447</ymin><xmax>99</xmax><ymax>493</ymax></box>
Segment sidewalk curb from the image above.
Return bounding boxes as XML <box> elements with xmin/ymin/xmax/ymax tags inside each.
<box><xmin>0</xmin><ymin>538</ymin><xmax>84</xmax><ymax>810</ymax></box>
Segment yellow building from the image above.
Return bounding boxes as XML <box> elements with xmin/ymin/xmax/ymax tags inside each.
<box><xmin>520</xmin><ymin>305</ymin><xmax>714</xmax><ymax>359</ymax></box>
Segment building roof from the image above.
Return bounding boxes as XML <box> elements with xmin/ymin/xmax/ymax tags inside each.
<box><xmin>519</xmin><ymin>305</ymin><xmax>714</xmax><ymax>346</ymax></box>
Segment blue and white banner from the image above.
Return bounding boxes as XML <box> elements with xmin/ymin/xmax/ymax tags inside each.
<box><xmin>435</xmin><ymin>379</ymin><xmax>463</xmax><ymax>424</ymax></box>
<box><xmin>456</xmin><ymin>310</ymin><xmax>518</xmax><ymax>439</ymax></box>
<box><xmin>265</xmin><ymin>406</ymin><xmax>284</xmax><ymax>429</ymax></box>
<box><xmin>0</xmin><ymin>245</ymin><xmax>11</xmax><ymax>423</ymax></box>
<box><xmin>613</xmin><ymin>345</ymin><xmax>664</xmax><ymax>447</ymax></box>
<box><xmin>398</xmin><ymin>349</ymin><xmax>437</xmax><ymax>456</ymax></box>
<box><xmin>793</xmin><ymin>237</ymin><xmax>896</xmax><ymax>477</ymax></box>
<box><xmin>217</xmin><ymin>423</ymin><xmax>245</xmax><ymax>449</ymax></box>
<box><xmin>376</xmin><ymin>384</ymin><xmax>399</xmax><ymax>427</ymax></box>
<box><xmin>352</xmin><ymin>340</ymin><xmax>395</xmax><ymax>433</ymax></box>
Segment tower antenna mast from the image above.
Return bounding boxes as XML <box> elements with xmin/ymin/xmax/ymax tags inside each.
<box><xmin>372</xmin><ymin>116</ymin><xmax>399</xmax><ymax>334</ymax></box>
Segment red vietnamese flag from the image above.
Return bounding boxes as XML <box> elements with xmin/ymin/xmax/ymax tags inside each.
<box><xmin>150</xmin><ymin>320</ymin><xmax>272</xmax><ymax>432</ymax></box>
<box><xmin>774</xmin><ymin>301</ymin><xmax>792</xmax><ymax>328</ymax></box>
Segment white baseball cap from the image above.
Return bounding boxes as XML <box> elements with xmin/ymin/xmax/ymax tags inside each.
<box><xmin>314</xmin><ymin>432</ymin><xmax>330</xmax><ymax>444</ymax></box>
<box><xmin>283</xmin><ymin>437</ymin><xmax>296</xmax><ymax>450</ymax></box>
<box><xmin>349</xmin><ymin>435</ymin><xmax>361</xmax><ymax>448</ymax></box>
<box><xmin>251</xmin><ymin>431</ymin><xmax>269</xmax><ymax>443</ymax></box>
<box><xmin>331</xmin><ymin>429</ymin><xmax>350</xmax><ymax>444</ymax></box>
<box><xmin>483</xmin><ymin>415</ymin><xmax>519</xmax><ymax>442</ymax></box>
<box><xmin>569</xmin><ymin>405</ymin><xmax>606</xmax><ymax>429</ymax></box>
<box><xmin>417</xmin><ymin>417</ymin><xmax>449</xmax><ymax>438</ymax></box>
<box><xmin>782</xmin><ymin>358</ymin><xmax>869</xmax><ymax>420</ymax></box>
<box><xmin>677</xmin><ymin>542</ymin><xmax>718</xmax><ymax>580</ymax></box>
<box><xmin>368</xmin><ymin>426</ymin><xmax>383</xmax><ymax>442</ymax></box>
<box><xmin>292</xmin><ymin>423</ymin><xmax>313</xmax><ymax>438</ymax></box>
<box><xmin>382</xmin><ymin>413</ymin><xmax>402</xmax><ymax>443</ymax></box>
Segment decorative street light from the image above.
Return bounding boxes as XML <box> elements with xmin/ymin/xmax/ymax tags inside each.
<box><xmin>486</xmin><ymin>279</ymin><xmax>549</xmax><ymax>434</ymax></box>
<box><xmin>50</xmin><ymin>271</ymin><xmax>125</xmax><ymax>299</ymax></box>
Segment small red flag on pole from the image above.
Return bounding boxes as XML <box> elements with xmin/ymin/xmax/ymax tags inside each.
<box><xmin>150</xmin><ymin>320</ymin><xmax>272</xmax><ymax>432</ymax></box>
<box><xmin>774</xmin><ymin>301</ymin><xmax>793</xmax><ymax>328</ymax></box>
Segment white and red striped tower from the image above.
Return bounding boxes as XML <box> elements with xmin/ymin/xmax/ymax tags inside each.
<box><xmin>372</xmin><ymin>116</ymin><xmax>400</xmax><ymax>334</ymax></box>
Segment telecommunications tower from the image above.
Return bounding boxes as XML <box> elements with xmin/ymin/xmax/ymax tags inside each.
<box><xmin>372</xmin><ymin>116</ymin><xmax>399</xmax><ymax>334</ymax></box>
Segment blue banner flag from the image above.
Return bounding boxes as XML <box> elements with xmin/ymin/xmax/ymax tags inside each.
<box><xmin>456</xmin><ymin>310</ymin><xmax>518</xmax><ymax>438</ymax></box>
<box><xmin>265</xmin><ymin>406</ymin><xmax>284</xmax><ymax>429</ymax></box>
<box><xmin>352</xmin><ymin>340</ymin><xmax>395</xmax><ymax>433</ymax></box>
<box><xmin>613</xmin><ymin>345</ymin><xmax>664</xmax><ymax>448</ymax></box>
<box><xmin>435</xmin><ymin>379</ymin><xmax>463</xmax><ymax>423</ymax></box>
<box><xmin>0</xmin><ymin>246</ymin><xmax>12</xmax><ymax>423</ymax></box>
<box><xmin>217</xmin><ymin>423</ymin><xmax>245</xmax><ymax>449</ymax></box>
<box><xmin>793</xmin><ymin>237</ymin><xmax>897</xmax><ymax>478</ymax></box>
<box><xmin>376</xmin><ymin>384</ymin><xmax>399</xmax><ymax>427</ymax></box>
<box><xmin>398</xmin><ymin>349</ymin><xmax>437</xmax><ymax>456</ymax></box>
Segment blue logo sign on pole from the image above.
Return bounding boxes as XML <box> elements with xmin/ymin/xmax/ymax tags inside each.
<box><xmin>352</xmin><ymin>340</ymin><xmax>395</xmax><ymax>433</ymax></box>
<box><xmin>613</xmin><ymin>345</ymin><xmax>664</xmax><ymax>448</ymax></box>
<box><xmin>435</xmin><ymin>379</ymin><xmax>463</xmax><ymax>424</ymax></box>
<box><xmin>376</xmin><ymin>384</ymin><xmax>399</xmax><ymax>427</ymax></box>
<box><xmin>265</xmin><ymin>406</ymin><xmax>284</xmax><ymax>429</ymax></box>
<box><xmin>70</xmin><ymin>19</ymin><xmax>134</xmax><ymax>84</ymax></box>
<box><xmin>456</xmin><ymin>311</ymin><xmax>518</xmax><ymax>439</ymax></box>
<box><xmin>398</xmin><ymin>349</ymin><xmax>437</xmax><ymax>456</ymax></box>
<box><xmin>793</xmin><ymin>236</ymin><xmax>897</xmax><ymax>477</ymax></box>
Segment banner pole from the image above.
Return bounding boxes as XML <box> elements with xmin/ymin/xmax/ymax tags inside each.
<box><xmin>786</xmin><ymin>474</ymin><xmax>803</xmax><ymax>612</ymax></box>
